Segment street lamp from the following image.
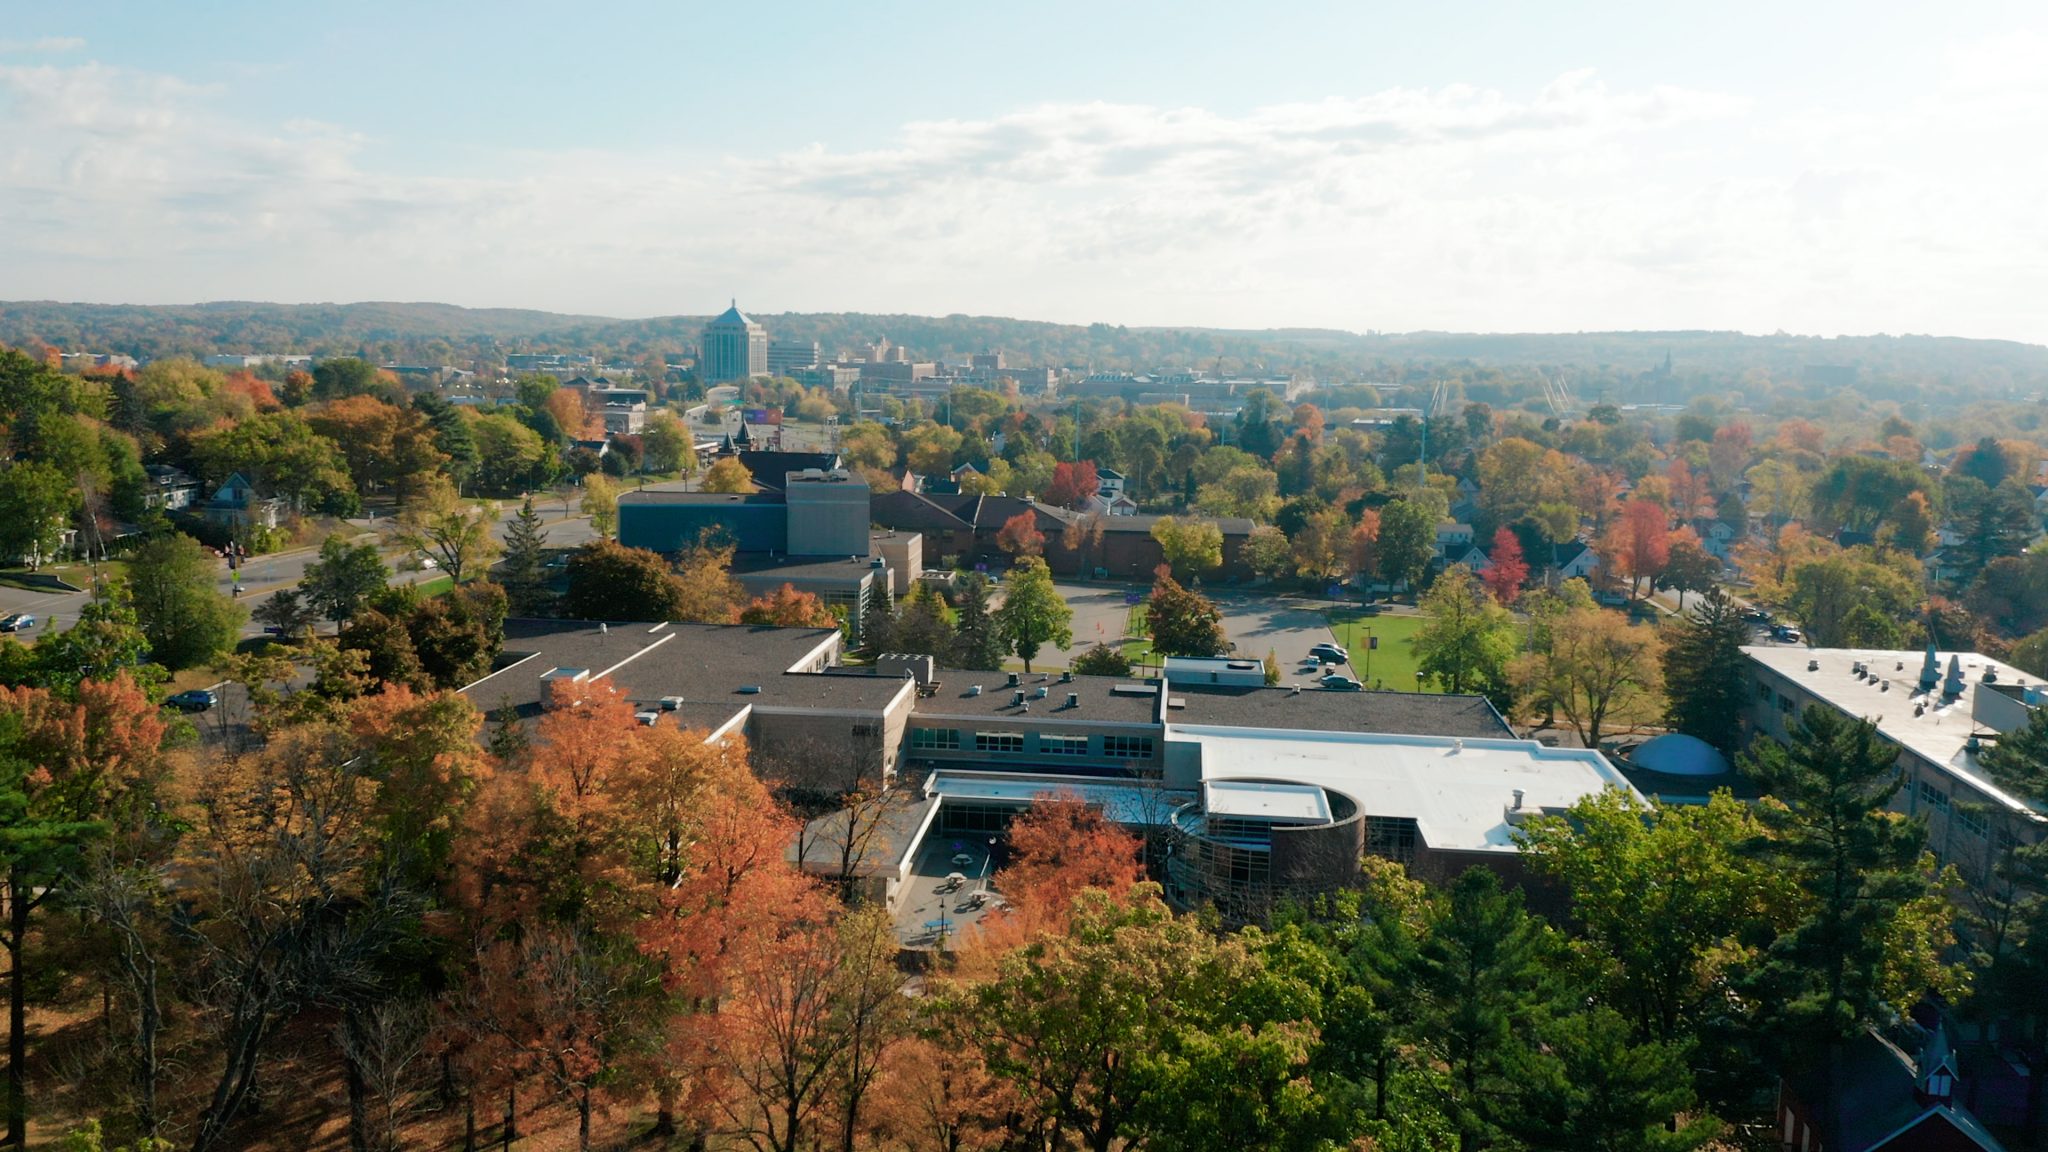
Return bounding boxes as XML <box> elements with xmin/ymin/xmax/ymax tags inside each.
<box><xmin>1414</xmin><ymin>671</ymin><xmax>1425</xmax><ymax>693</ymax></box>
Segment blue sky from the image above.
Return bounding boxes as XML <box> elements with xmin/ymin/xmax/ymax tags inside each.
<box><xmin>3</xmin><ymin>1</ymin><xmax>2045</xmax><ymax>340</ymax></box>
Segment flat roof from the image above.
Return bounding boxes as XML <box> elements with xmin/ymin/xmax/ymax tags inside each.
<box><xmin>1166</xmin><ymin>682</ymin><xmax>1510</xmax><ymax>738</ymax></box>
<box><xmin>732</xmin><ymin>554</ymin><xmax>883</xmax><ymax>582</ymax></box>
<box><xmin>464</xmin><ymin>619</ymin><xmax>905</xmax><ymax>722</ymax></box>
<box><xmin>1745</xmin><ymin>645</ymin><xmax>2046</xmax><ymax>817</ymax></box>
<box><xmin>924</xmin><ymin>769</ymin><xmax>1193</xmax><ymax>825</ymax></box>
<box><xmin>1204</xmin><ymin>779</ymin><xmax>1332</xmax><ymax>823</ymax></box>
<box><xmin>619</xmin><ymin>489</ymin><xmax>785</xmax><ymax>506</ymax></box>
<box><xmin>910</xmin><ymin>671</ymin><xmax>1164</xmax><ymax>724</ymax></box>
<box><xmin>1174</xmin><ymin>725</ymin><xmax>1640</xmax><ymax>853</ymax></box>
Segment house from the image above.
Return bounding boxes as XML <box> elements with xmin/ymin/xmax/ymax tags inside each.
<box><xmin>1447</xmin><ymin>545</ymin><xmax>1490</xmax><ymax>572</ymax></box>
<box><xmin>1434</xmin><ymin>522</ymin><xmax>1474</xmax><ymax>557</ymax></box>
<box><xmin>143</xmin><ymin>465</ymin><xmax>202</xmax><ymax>511</ymax></box>
<box><xmin>1691</xmin><ymin>518</ymin><xmax>1743</xmax><ymax>560</ymax></box>
<box><xmin>1096</xmin><ymin>467</ymin><xmax>1127</xmax><ymax>501</ymax></box>
<box><xmin>201</xmin><ymin>472</ymin><xmax>285</xmax><ymax>531</ymax></box>
<box><xmin>1549</xmin><ymin>540</ymin><xmax>1599</xmax><ymax>583</ymax></box>
<box><xmin>1776</xmin><ymin>1023</ymin><xmax>2008</xmax><ymax>1152</ymax></box>
<box><xmin>1083</xmin><ymin>490</ymin><xmax>1140</xmax><ymax>517</ymax></box>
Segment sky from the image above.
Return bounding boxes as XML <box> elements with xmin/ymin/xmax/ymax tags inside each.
<box><xmin>2</xmin><ymin>0</ymin><xmax>2046</xmax><ymax>342</ymax></box>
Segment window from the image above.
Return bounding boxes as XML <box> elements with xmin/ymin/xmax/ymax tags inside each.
<box><xmin>910</xmin><ymin>728</ymin><xmax>960</xmax><ymax>751</ymax></box>
<box><xmin>975</xmin><ymin>732</ymin><xmax>1025</xmax><ymax>754</ymax></box>
<box><xmin>1918</xmin><ymin>780</ymin><xmax>1950</xmax><ymax>810</ymax></box>
<box><xmin>1103</xmin><ymin>735</ymin><xmax>1155</xmax><ymax>760</ymax></box>
<box><xmin>1758</xmin><ymin>681</ymin><xmax>1774</xmax><ymax>704</ymax></box>
<box><xmin>1040</xmin><ymin>734</ymin><xmax>1090</xmax><ymax>757</ymax></box>
<box><xmin>1955</xmin><ymin>805</ymin><xmax>1989</xmax><ymax>838</ymax></box>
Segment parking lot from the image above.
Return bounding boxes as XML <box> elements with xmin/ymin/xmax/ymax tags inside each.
<box><xmin>1214</xmin><ymin>594</ymin><xmax>1343</xmax><ymax>666</ymax></box>
<box><xmin>1052</xmin><ymin>582</ymin><xmax>1145</xmax><ymax>664</ymax></box>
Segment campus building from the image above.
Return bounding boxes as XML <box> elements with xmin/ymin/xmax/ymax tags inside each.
<box><xmin>1743</xmin><ymin>644</ymin><xmax>2048</xmax><ymax>893</ymax></box>
<box><xmin>466</xmin><ymin>620</ymin><xmax>1643</xmax><ymax>932</ymax></box>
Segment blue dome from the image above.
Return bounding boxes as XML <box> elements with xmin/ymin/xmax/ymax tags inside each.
<box><xmin>1631</xmin><ymin>733</ymin><xmax>1730</xmax><ymax>777</ymax></box>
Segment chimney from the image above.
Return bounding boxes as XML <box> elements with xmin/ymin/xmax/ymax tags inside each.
<box><xmin>1511</xmin><ymin>788</ymin><xmax>1525</xmax><ymax>810</ymax></box>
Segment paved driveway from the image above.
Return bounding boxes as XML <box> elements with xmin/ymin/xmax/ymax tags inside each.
<box><xmin>1053</xmin><ymin>581</ymin><xmax>1144</xmax><ymax>663</ymax></box>
<box><xmin>1212</xmin><ymin>594</ymin><xmax>1342</xmax><ymax>665</ymax></box>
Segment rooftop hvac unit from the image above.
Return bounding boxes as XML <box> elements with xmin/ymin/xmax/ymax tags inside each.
<box><xmin>968</xmin><ymin>684</ymin><xmax>983</xmax><ymax>696</ymax></box>
<box><xmin>1033</xmin><ymin>686</ymin><xmax>1048</xmax><ymax>699</ymax></box>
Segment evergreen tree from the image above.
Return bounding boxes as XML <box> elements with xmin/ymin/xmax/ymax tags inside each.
<box><xmin>1405</xmin><ymin>869</ymin><xmax>1558</xmax><ymax>1152</ymax></box>
<box><xmin>302</xmin><ymin>534</ymin><xmax>390</xmax><ymax>624</ymax></box>
<box><xmin>857</xmin><ymin>578</ymin><xmax>894</xmax><ymax>659</ymax></box>
<box><xmin>502</xmin><ymin>496</ymin><xmax>552</xmax><ymax>614</ymax></box>
<box><xmin>1741</xmin><ymin>706</ymin><xmax>1937</xmax><ymax>1062</ymax></box>
<box><xmin>952</xmin><ymin>574</ymin><xmax>1005</xmax><ymax>670</ymax></box>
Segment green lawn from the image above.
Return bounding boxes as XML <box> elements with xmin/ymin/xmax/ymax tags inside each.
<box><xmin>1324</xmin><ymin>610</ymin><xmax>1437</xmax><ymax>693</ymax></box>
<box><xmin>1118</xmin><ymin>601</ymin><xmax>1158</xmax><ymax>667</ymax></box>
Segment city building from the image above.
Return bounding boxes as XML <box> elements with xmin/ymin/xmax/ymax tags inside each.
<box><xmin>1743</xmin><ymin>644</ymin><xmax>2048</xmax><ymax>891</ymax></box>
<box><xmin>700</xmin><ymin>301</ymin><xmax>768</xmax><ymax>384</ymax></box>
<box><xmin>1776</xmin><ymin>1022</ymin><xmax>2009</xmax><ymax>1152</ymax></box>
<box><xmin>768</xmin><ymin>340</ymin><xmax>821</xmax><ymax>375</ymax></box>
<box><xmin>868</xmin><ymin>490</ymin><xmax>1258</xmax><ymax>580</ymax></box>
<box><xmin>581</xmin><ymin>386</ymin><xmax>649</xmax><ymax>434</ymax></box>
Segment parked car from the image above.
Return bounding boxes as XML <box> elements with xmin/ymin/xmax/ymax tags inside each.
<box><xmin>166</xmin><ymin>689</ymin><xmax>219</xmax><ymax>713</ymax></box>
<box><xmin>0</xmin><ymin>614</ymin><xmax>34</xmax><ymax>632</ymax></box>
<box><xmin>1309</xmin><ymin>642</ymin><xmax>1349</xmax><ymax>665</ymax></box>
<box><xmin>1319</xmin><ymin>673</ymin><xmax>1364</xmax><ymax>691</ymax></box>
<box><xmin>1772</xmin><ymin>625</ymin><xmax>1804</xmax><ymax>643</ymax></box>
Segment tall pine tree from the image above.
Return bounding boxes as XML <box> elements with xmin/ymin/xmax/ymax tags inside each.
<box><xmin>857</xmin><ymin>578</ymin><xmax>894</xmax><ymax>659</ymax></box>
<box><xmin>1741</xmin><ymin>706</ymin><xmax>1937</xmax><ymax>1074</ymax></box>
<box><xmin>952</xmin><ymin>574</ymin><xmax>1005</xmax><ymax>670</ymax></box>
<box><xmin>502</xmin><ymin>496</ymin><xmax>551</xmax><ymax>614</ymax></box>
<box><xmin>1660</xmin><ymin>584</ymin><xmax>1752</xmax><ymax>753</ymax></box>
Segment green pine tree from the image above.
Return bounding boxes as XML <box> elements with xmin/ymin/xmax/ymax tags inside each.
<box><xmin>1741</xmin><ymin>706</ymin><xmax>1938</xmax><ymax>1061</ymax></box>
<box><xmin>502</xmin><ymin>497</ymin><xmax>551</xmax><ymax>614</ymax></box>
<box><xmin>952</xmin><ymin>574</ymin><xmax>1006</xmax><ymax>670</ymax></box>
<box><xmin>1660</xmin><ymin>584</ymin><xmax>1752</xmax><ymax>753</ymax></box>
<box><xmin>857</xmin><ymin>578</ymin><xmax>894</xmax><ymax>659</ymax></box>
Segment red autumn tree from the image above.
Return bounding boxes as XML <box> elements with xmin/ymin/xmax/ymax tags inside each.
<box><xmin>1349</xmin><ymin>508</ymin><xmax>1381</xmax><ymax>586</ymax></box>
<box><xmin>996</xmin><ymin>511</ymin><xmax>1045</xmax><ymax>559</ymax></box>
<box><xmin>1599</xmin><ymin>498</ymin><xmax>1672</xmax><ymax>598</ymax></box>
<box><xmin>1665</xmin><ymin>458</ymin><xmax>1711</xmax><ymax>521</ymax></box>
<box><xmin>1042</xmin><ymin>461</ymin><xmax>1101</xmax><ymax>510</ymax></box>
<box><xmin>740</xmin><ymin>584</ymin><xmax>840</xmax><ymax>629</ymax></box>
<box><xmin>995</xmin><ymin>792</ymin><xmax>1144</xmax><ymax>933</ymax></box>
<box><xmin>1482</xmin><ymin>526</ymin><xmax>1529</xmax><ymax>603</ymax></box>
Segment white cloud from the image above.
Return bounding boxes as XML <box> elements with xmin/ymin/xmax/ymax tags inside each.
<box><xmin>0</xmin><ymin>53</ymin><xmax>2043</xmax><ymax>342</ymax></box>
<box><xmin>0</xmin><ymin>36</ymin><xmax>85</xmax><ymax>54</ymax></box>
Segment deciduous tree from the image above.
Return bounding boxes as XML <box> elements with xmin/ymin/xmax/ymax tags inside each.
<box><xmin>1412</xmin><ymin>565</ymin><xmax>1516</xmax><ymax>698</ymax></box>
<box><xmin>126</xmin><ymin>534</ymin><xmax>244</xmax><ymax>669</ymax></box>
<box><xmin>388</xmin><ymin>476</ymin><xmax>502</xmax><ymax>583</ymax></box>
<box><xmin>1511</xmin><ymin>607</ymin><xmax>1663</xmax><ymax>750</ymax></box>
<box><xmin>993</xmin><ymin>558</ymin><xmax>1071</xmax><ymax>673</ymax></box>
<box><xmin>1481</xmin><ymin>526</ymin><xmax>1528</xmax><ymax>603</ymax></box>
<box><xmin>1148</xmin><ymin>516</ymin><xmax>1223</xmax><ymax>580</ymax></box>
<box><xmin>996</xmin><ymin>511</ymin><xmax>1044</xmax><ymax>559</ymax></box>
<box><xmin>741</xmin><ymin>584</ymin><xmax>839</xmax><ymax>629</ymax></box>
<box><xmin>1145</xmin><ymin>572</ymin><xmax>1224</xmax><ymax>658</ymax></box>
<box><xmin>702</xmin><ymin>457</ymin><xmax>755</xmax><ymax>494</ymax></box>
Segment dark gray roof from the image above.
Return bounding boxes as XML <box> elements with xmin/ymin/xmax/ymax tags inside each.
<box><xmin>737</xmin><ymin>451</ymin><xmax>842</xmax><ymax>489</ymax></box>
<box><xmin>732</xmin><ymin>553</ymin><xmax>882</xmax><ymax>583</ymax></box>
<box><xmin>907</xmin><ymin>670</ymin><xmax>1165</xmax><ymax>724</ymax></box>
<box><xmin>463</xmin><ymin>619</ymin><xmax>904</xmax><ymax>723</ymax></box>
<box><xmin>619</xmin><ymin>490</ymin><xmax>785</xmax><ymax>507</ymax></box>
<box><xmin>1165</xmin><ymin>683</ymin><xmax>1511</xmax><ymax>738</ymax></box>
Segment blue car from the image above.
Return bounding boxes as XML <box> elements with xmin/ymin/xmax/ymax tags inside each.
<box><xmin>0</xmin><ymin>613</ymin><xmax>34</xmax><ymax>632</ymax></box>
<box><xmin>166</xmin><ymin>689</ymin><xmax>219</xmax><ymax>713</ymax></box>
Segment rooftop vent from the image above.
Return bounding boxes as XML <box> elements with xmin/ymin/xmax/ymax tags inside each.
<box><xmin>1290</xmin><ymin>684</ymin><xmax>1302</xmax><ymax>695</ymax></box>
<box><xmin>968</xmin><ymin>684</ymin><xmax>983</xmax><ymax>696</ymax></box>
<box><xmin>1033</xmin><ymin>686</ymin><xmax>1048</xmax><ymax>699</ymax></box>
<box><xmin>737</xmin><ymin>685</ymin><xmax>761</xmax><ymax>695</ymax></box>
<box><xmin>1008</xmin><ymin>672</ymin><xmax>1020</xmax><ymax>687</ymax></box>
<box><xmin>1808</xmin><ymin>659</ymin><xmax>1820</xmax><ymax>672</ymax></box>
<box><xmin>1060</xmin><ymin>670</ymin><xmax>1073</xmax><ymax>683</ymax></box>
<box><xmin>635</xmin><ymin>711</ymin><xmax>661</xmax><ymax>726</ymax></box>
<box><xmin>1012</xmin><ymin>690</ymin><xmax>1026</xmax><ymax>706</ymax></box>
<box><xmin>1511</xmin><ymin>788</ymin><xmax>1526</xmax><ymax>810</ymax></box>
<box><xmin>660</xmin><ymin>695</ymin><xmax>686</xmax><ymax>711</ymax></box>
<box><xmin>1167</xmin><ymin>696</ymin><xmax>1186</xmax><ymax>710</ymax></box>
<box><xmin>1881</xmin><ymin>680</ymin><xmax>1890</xmax><ymax>692</ymax></box>
<box><xmin>1066</xmin><ymin>692</ymin><xmax>1079</xmax><ymax>708</ymax></box>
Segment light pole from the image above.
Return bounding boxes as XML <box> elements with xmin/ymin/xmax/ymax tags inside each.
<box><xmin>1363</xmin><ymin>626</ymin><xmax>1374</xmax><ymax>685</ymax></box>
<box><xmin>1414</xmin><ymin>671</ymin><xmax>1425</xmax><ymax>694</ymax></box>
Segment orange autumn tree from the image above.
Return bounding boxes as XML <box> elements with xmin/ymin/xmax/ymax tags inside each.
<box><xmin>996</xmin><ymin>511</ymin><xmax>1045</xmax><ymax>559</ymax></box>
<box><xmin>994</xmin><ymin>792</ymin><xmax>1144</xmax><ymax>934</ymax></box>
<box><xmin>1598</xmin><ymin>498</ymin><xmax>1671</xmax><ymax>598</ymax></box>
<box><xmin>741</xmin><ymin>584</ymin><xmax>840</xmax><ymax>629</ymax></box>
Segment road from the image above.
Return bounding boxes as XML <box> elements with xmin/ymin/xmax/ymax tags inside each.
<box><xmin>0</xmin><ymin>494</ymin><xmax>601</xmax><ymax>640</ymax></box>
